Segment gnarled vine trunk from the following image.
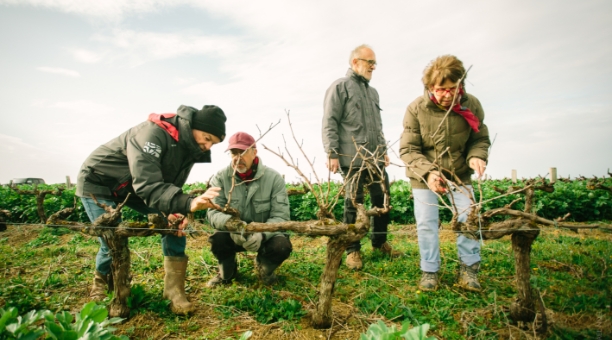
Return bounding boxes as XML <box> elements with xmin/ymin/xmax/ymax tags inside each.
<box><xmin>510</xmin><ymin>229</ymin><xmax>540</xmax><ymax>322</ymax></box>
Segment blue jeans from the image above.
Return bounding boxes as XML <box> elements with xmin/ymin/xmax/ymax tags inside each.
<box><xmin>413</xmin><ymin>185</ymin><xmax>481</xmax><ymax>273</ymax></box>
<box><xmin>81</xmin><ymin>197</ymin><xmax>186</xmax><ymax>275</ymax></box>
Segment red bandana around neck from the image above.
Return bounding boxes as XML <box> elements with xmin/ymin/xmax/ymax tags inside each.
<box><xmin>429</xmin><ymin>87</ymin><xmax>480</xmax><ymax>133</ymax></box>
<box><xmin>236</xmin><ymin>156</ymin><xmax>259</xmax><ymax>181</ymax></box>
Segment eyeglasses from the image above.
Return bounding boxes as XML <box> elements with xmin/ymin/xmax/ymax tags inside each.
<box><xmin>358</xmin><ymin>58</ymin><xmax>377</xmax><ymax>66</ymax></box>
<box><xmin>229</xmin><ymin>148</ymin><xmax>252</xmax><ymax>157</ymax></box>
<box><xmin>432</xmin><ymin>87</ymin><xmax>458</xmax><ymax>95</ymax></box>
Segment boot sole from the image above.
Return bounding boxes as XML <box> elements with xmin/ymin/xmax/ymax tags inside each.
<box><xmin>418</xmin><ymin>285</ymin><xmax>438</xmax><ymax>292</ymax></box>
<box><xmin>457</xmin><ymin>282</ymin><xmax>482</xmax><ymax>292</ymax></box>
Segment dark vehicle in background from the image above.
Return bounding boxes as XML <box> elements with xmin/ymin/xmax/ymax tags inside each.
<box><xmin>11</xmin><ymin>178</ymin><xmax>46</xmax><ymax>186</ymax></box>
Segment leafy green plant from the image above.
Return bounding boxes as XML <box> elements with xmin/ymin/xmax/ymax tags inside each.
<box><xmin>360</xmin><ymin>320</ymin><xmax>436</xmax><ymax>340</ymax></box>
<box><xmin>0</xmin><ymin>308</ymin><xmax>48</xmax><ymax>340</ymax></box>
<box><xmin>218</xmin><ymin>289</ymin><xmax>306</xmax><ymax>324</ymax></box>
<box><xmin>126</xmin><ymin>284</ymin><xmax>170</xmax><ymax>317</ymax></box>
<box><xmin>0</xmin><ymin>302</ymin><xmax>128</xmax><ymax>340</ymax></box>
<box><xmin>2</xmin><ymin>178</ymin><xmax>611</xmax><ymax>224</ymax></box>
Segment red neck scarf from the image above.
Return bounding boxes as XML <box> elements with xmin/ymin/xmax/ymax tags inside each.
<box><xmin>236</xmin><ymin>156</ymin><xmax>259</xmax><ymax>181</ymax></box>
<box><xmin>429</xmin><ymin>87</ymin><xmax>480</xmax><ymax>133</ymax></box>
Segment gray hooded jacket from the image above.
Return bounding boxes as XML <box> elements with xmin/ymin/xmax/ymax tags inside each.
<box><xmin>76</xmin><ymin>105</ymin><xmax>212</xmax><ymax>214</ymax></box>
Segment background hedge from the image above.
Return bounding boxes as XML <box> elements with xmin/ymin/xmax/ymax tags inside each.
<box><xmin>1</xmin><ymin>178</ymin><xmax>610</xmax><ymax>225</ymax></box>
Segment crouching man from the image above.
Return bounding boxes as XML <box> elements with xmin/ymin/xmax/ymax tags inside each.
<box><xmin>206</xmin><ymin>132</ymin><xmax>292</xmax><ymax>287</ymax></box>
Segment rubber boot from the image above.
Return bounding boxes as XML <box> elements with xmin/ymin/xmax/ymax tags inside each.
<box><xmin>255</xmin><ymin>256</ymin><xmax>282</xmax><ymax>285</ymax></box>
<box><xmin>206</xmin><ymin>256</ymin><xmax>237</xmax><ymax>287</ymax></box>
<box><xmin>163</xmin><ymin>256</ymin><xmax>194</xmax><ymax>315</ymax></box>
<box><xmin>89</xmin><ymin>271</ymin><xmax>110</xmax><ymax>302</ymax></box>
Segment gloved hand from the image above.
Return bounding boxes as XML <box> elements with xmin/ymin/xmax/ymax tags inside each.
<box><xmin>243</xmin><ymin>233</ymin><xmax>264</xmax><ymax>252</ymax></box>
<box><xmin>225</xmin><ymin>216</ymin><xmax>247</xmax><ymax>231</ymax></box>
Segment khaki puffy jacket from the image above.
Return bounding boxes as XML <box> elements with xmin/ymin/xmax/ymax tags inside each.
<box><xmin>399</xmin><ymin>91</ymin><xmax>490</xmax><ymax>189</ymax></box>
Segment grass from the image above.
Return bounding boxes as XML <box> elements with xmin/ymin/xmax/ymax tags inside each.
<box><xmin>0</xmin><ymin>223</ymin><xmax>611</xmax><ymax>339</ymax></box>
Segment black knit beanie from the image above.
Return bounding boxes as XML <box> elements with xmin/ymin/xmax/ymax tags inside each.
<box><xmin>191</xmin><ymin>105</ymin><xmax>227</xmax><ymax>142</ymax></box>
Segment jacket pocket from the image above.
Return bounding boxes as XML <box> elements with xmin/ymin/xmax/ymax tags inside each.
<box><xmin>112</xmin><ymin>173</ymin><xmax>133</xmax><ymax>197</ymax></box>
<box><xmin>253</xmin><ymin>199</ymin><xmax>271</xmax><ymax>213</ymax></box>
<box><xmin>341</xmin><ymin>96</ymin><xmax>365</xmax><ymax>140</ymax></box>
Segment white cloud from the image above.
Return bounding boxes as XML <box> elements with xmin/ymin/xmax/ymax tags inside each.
<box><xmin>37</xmin><ymin>66</ymin><xmax>80</xmax><ymax>78</ymax></box>
<box><xmin>43</xmin><ymin>99</ymin><xmax>116</xmax><ymax>114</ymax></box>
<box><xmin>2</xmin><ymin>0</ymin><xmax>612</xmax><ymax>185</ymax></box>
<box><xmin>70</xmin><ymin>29</ymin><xmax>242</xmax><ymax>66</ymax></box>
<box><xmin>0</xmin><ymin>0</ymin><xmax>172</xmax><ymax>19</ymax></box>
<box><xmin>72</xmin><ymin>49</ymin><xmax>105</xmax><ymax>64</ymax></box>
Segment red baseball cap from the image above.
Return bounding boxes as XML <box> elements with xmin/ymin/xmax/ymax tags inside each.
<box><xmin>226</xmin><ymin>132</ymin><xmax>256</xmax><ymax>151</ymax></box>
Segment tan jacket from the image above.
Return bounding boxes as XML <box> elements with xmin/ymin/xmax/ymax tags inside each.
<box><xmin>399</xmin><ymin>91</ymin><xmax>490</xmax><ymax>189</ymax></box>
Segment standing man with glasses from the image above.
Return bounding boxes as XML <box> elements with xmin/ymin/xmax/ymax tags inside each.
<box><xmin>206</xmin><ymin>132</ymin><xmax>292</xmax><ymax>287</ymax></box>
<box><xmin>322</xmin><ymin>44</ymin><xmax>399</xmax><ymax>271</ymax></box>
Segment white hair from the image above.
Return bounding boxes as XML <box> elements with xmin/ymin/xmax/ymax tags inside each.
<box><xmin>348</xmin><ymin>44</ymin><xmax>373</xmax><ymax>66</ymax></box>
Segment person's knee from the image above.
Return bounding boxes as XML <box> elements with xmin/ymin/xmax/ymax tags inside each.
<box><xmin>261</xmin><ymin>235</ymin><xmax>292</xmax><ymax>263</ymax></box>
<box><xmin>208</xmin><ymin>232</ymin><xmax>237</xmax><ymax>259</ymax></box>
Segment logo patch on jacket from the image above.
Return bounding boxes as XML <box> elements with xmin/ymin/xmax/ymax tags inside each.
<box><xmin>143</xmin><ymin>142</ymin><xmax>161</xmax><ymax>158</ymax></box>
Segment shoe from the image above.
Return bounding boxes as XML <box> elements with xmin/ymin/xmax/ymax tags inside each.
<box><xmin>163</xmin><ymin>256</ymin><xmax>195</xmax><ymax>315</ymax></box>
<box><xmin>206</xmin><ymin>256</ymin><xmax>237</xmax><ymax>288</ymax></box>
<box><xmin>255</xmin><ymin>257</ymin><xmax>280</xmax><ymax>286</ymax></box>
<box><xmin>419</xmin><ymin>272</ymin><xmax>439</xmax><ymax>291</ymax></box>
<box><xmin>89</xmin><ymin>271</ymin><xmax>110</xmax><ymax>301</ymax></box>
<box><xmin>373</xmin><ymin>242</ymin><xmax>401</xmax><ymax>258</ymax></box>
<box><xmin>457</xmin><ymin>262</ymin><xmax>482</xmax><ymax>292</ymax></box>
<box><xmin>345</xmin><ymin>251</ymin><xmax>363</xmax><ymax>270</ymax></box>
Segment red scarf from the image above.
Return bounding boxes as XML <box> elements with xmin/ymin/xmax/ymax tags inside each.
<box><xmin>237</xmin><ymin>156</ymin><xmax>259</xmax><ymax>181</ymax></box>
<box><xmin>429</xmin><ymin>87</ymin><xmax>480</xmax><ymax>133</ymax></box>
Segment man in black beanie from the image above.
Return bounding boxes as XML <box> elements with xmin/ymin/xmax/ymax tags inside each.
<box><xmin>76</xmin><ymin>104</ymin><xmax>226</xmax><ymax>315</ymax></box>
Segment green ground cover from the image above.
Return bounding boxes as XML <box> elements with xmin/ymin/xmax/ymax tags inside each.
<box><xmin>1</xmin><ymin>223</ymin><xmax>610</xmax><ymax>339</ymax></box>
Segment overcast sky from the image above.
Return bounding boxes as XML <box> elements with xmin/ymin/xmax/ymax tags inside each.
<box><xmin>1</xmin><ymin>0</ymin><xmax>611</xmax><ymax>185</ymax></box>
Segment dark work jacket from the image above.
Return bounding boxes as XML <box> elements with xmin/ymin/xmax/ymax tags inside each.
<box><xmin>76</xmin><ymin>105</ymin><xmax>211</xmax><ymax>214</ymax></box>
<box><xmin>322</xmin><ymin>69</ymin><xmax>386</xmax><ymax>167</ymax></box>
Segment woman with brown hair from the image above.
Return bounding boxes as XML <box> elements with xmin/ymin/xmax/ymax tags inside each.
<box><xmin>399</xmin><ymin>55</ymin><xmax>490</xmax><ymax>292</ymax></box>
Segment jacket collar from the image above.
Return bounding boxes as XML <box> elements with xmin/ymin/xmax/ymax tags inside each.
<box><xmin>224</xmin><ymin>158</ymin><xmax>267</xmax><ymax>182</ymax></box>
<box><xmin>422</xmin><ymin>89</ymin><xmax>469</xmax><ymax>112</ymax></box>
<box><xmin>346</xmin><ymin>68</ymin><xmax>370</xmax><ymax>86</ymax></box>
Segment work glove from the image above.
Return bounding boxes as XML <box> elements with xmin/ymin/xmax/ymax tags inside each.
<box><xmin>242</xmin><ymin>233</ymin><xmax>264</xmax><ymax>252</ymax></box>
<box><xmin>225</xmin><ymin>216</ymin><xmax>247</xmax><ymax>231</ymax></box>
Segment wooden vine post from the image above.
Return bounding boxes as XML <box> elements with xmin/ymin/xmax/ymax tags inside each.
<box><xmin>0</xmin><ymin>210</ymin><xmax>9</xmax><ymax>232</ymax></box>
<box><xmin>451</xmin><ymin>178</ymin><xmax>602</xmax><ymax>330</ymax></box>
<box><xmin>222</xmin><ymin>202</ymin><xmax>385</xmax><ymax>329</ymax></box>
<box><xmin>46</xmin><ymin>194</ymin><xmax>181</xmax><ymax>318</ymax></box>
<box><xmin>11</xmin><ymin>185</ymin><xmax>65</xmax><ymax>223</ymax></box>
